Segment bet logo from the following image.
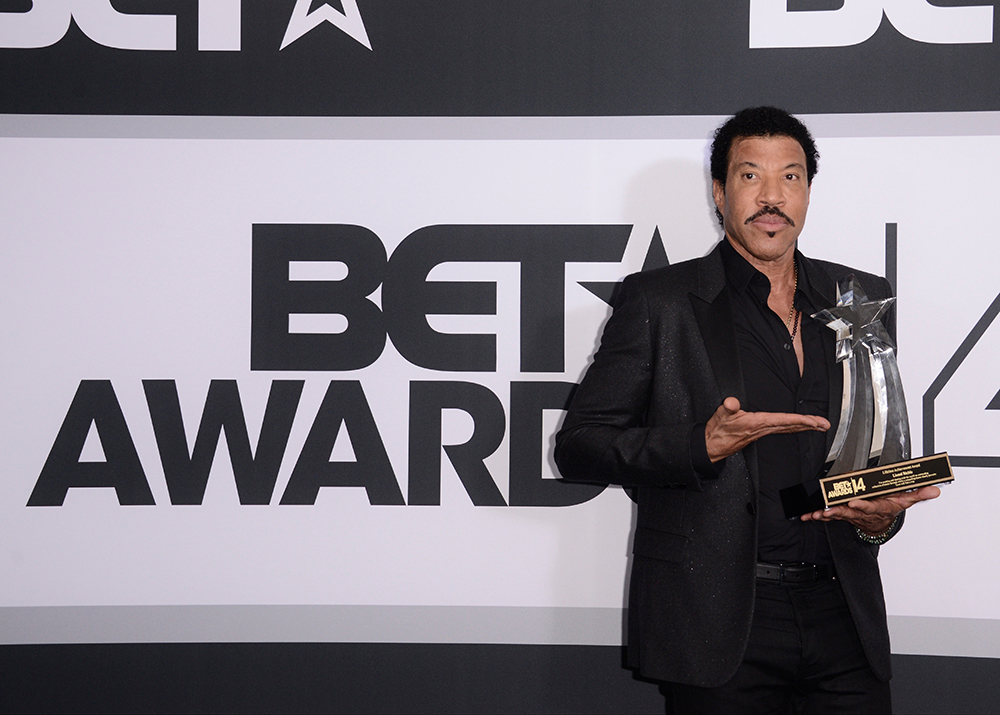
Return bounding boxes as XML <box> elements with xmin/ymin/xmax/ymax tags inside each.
<box><xmin>0</xmin><ymin>0</ymin><xmax>370</xmax><ymax>51</ymax></box>
<box><xmin>750</xmin><ymin>0</ymin><xmax>993</xmax><ymax>48</ymax></box>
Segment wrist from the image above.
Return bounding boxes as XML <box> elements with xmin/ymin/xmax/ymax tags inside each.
<box><xmin>856</xmin><ymin>514</ymin><xmax>901</xmax><ymax>545</ymax></box>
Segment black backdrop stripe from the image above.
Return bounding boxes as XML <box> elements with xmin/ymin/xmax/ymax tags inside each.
<box><xmin>1</xmin><ymin>0</ymin><xmax>999</xmax><ymax>117</ymax></box>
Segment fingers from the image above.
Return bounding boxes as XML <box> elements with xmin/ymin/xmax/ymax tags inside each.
<box><xmin>705</xmin><ymin>397</ymin><xmax>830</xmax><ymax>463</ymax></box>
<box><xmin>745</xmin><ymin>411</ymin><xmax>830</xmax><ymax>435</ymax></box>
<box><xmin>800</xmin><ymin>504</ymin><xmax>890</xmax><ymax>535</ymax></box>
<box><xmin>712</xmin><ymin>397</ymin><xmax>830</xmax><ymax>434</ymax></box>
<box><xmin>906</xmin><ymin>485</ymin><xmax>942</xmax><ymax>503</ymax></box>
<box><xmin>801</xmin><ymin>485</ymin><xmax>944</xmax><ymax>525</ymax></box>
<box><xmin>804</xmin><ymin>500</ymin><xmax>890</xmax><ymax>523</ymax></box>
<box><xmin>846</xmin><ymin>485</ymin><xmax>942</xmax><ymax>512</ymax></box>
<box><xmin>799</xmin><ymin>507</ymin><xmax>839</xmax><ymax>522</ymax></box>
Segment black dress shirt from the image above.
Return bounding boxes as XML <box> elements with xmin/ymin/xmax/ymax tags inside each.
<box><xmin>719</xmin><ymin>239</ymin><xmax>834</xmax><ymax>566</ymax></box>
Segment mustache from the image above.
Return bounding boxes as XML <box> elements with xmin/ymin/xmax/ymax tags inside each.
<box><xmin>745</xmin><ymin>205</ymin><xmax>795</xmax><ymax>228</ymax></box>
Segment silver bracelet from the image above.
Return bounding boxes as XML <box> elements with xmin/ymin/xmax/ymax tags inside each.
<box><xmin>856</xmin><ymin>514</ymin><xmax>900</xmax><ymax>545</ymax></box>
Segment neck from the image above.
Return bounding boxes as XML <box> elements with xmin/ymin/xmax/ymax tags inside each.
<box><xmin>766</xmin><ymin>255</ymin><xmax>797</xmax><ymax>293</ymax></box>
<box><xmin>724</xmin><ymin>237</ymin><xmax>797</xmax><ymax>289</ymax></box>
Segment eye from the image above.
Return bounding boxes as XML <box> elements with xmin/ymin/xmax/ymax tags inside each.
<box><xmin>742</xmin><ymin>172</ymin><xmax>757</xmax><ymax>180</ymax></box>
<box><xmin>784</xmin><ymin>173</ymin><xmax>800</xmax><ymax>181</ymax></box>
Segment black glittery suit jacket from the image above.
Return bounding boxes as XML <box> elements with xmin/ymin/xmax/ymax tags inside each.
<box><xmin>554</xmin><ymin>240</ymin><xmax>900</xmax><ymax>687</ymax></box>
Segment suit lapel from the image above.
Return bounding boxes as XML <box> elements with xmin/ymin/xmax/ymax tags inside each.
<box><xmin>689</xmin><ymin>245</ymin><xmax>758</xmax><ymax>485</ymax></box>
<box><xmin>690</xmin><ymin>245</ymin><xmax>745</xmax><ymax>404</ymax></box>
<box><xmin>691</xmin><ymin>291</ymin><xmax>745</xmax><ymax>406</ymax></box>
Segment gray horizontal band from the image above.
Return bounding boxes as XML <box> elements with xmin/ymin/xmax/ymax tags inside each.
<box><xmin>2</xmin><ymin>112</ymin><xmax>1000</xmax><ymax>141</ymax></box>
<box><xmin>2</xmin><ymin>605</ymin><xmax>998</xmax><ymax>659</ymax></box>
<box><xmin>0</xmin><ymin>605</ymin><xmax>624</xmax><ymax>647</ymax></box>
<box><xmin>888</xmin><ymin>615</ymin><xmax>1000</xmax><ymax>659</ymax></box>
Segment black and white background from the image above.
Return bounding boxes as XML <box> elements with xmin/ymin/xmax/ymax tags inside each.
<box><xmin>2</xmin><ymin>2</ymin><xmax>999</xmax><ymax>713</ymax></box>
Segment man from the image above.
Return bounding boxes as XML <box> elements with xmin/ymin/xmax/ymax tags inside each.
<box><xmin>554</xmin><ymin>107</ymin><xmax>939</xmax><ymax>713</ymax></box>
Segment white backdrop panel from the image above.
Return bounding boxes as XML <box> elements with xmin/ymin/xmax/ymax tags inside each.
<box><xmin>1</xmin><ymin>122</ymin><xmax>998</xmax><ymax>649</ymax></box>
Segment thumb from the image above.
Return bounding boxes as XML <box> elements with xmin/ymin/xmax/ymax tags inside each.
<box><xmin>721</xmin><ymin>396</ymin><xmax>741</xmax><ymax>415</ymax></box>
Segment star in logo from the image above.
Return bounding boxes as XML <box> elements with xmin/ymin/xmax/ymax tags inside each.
<box><xmin>813</xmin><ymin>275</ymin><xmax>895</xmax><ymax>362</ymax></box>
<box><xmin>579</xmin><ymin>227</ymin><xmax>670</xmax><ymax>306</ymax></box>
<box><xmin>988</xmin><ymin>388</ymin><xmax>1000</xmax><ymax>410</ymax></box>
<box><xmin>281</xmin><ymin>0</ymin><xmax>372</xmax><ymax>51</ymax></box>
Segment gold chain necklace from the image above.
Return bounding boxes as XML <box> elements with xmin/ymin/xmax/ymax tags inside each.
<box><xmin>785</xmin><ymin>260</ymin><xmax>800</xmax><ymax>341</ymax></box>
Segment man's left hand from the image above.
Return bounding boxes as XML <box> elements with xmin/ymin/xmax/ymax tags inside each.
<box><xmin>798</xmin><ymin>485</ymin><xmax>941</xmax><ymax>536</ymax></box>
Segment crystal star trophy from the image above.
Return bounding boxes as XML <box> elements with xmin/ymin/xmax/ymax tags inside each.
<box><xmin>780</xmin><ymin>276</ymin><xmax>954</xmax><ymax>518</ymax></box>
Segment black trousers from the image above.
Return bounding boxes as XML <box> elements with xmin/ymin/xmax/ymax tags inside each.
<box><xmin>670</xmin><ymin>578</ymin><xmax>891</xmax><ymax>715</ymax></box>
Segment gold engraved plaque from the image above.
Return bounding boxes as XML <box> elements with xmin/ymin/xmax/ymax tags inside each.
<box><xmin>819</xmin><ymin>453</ymin><xmax>954</xmax><ymax>508</ymax></box>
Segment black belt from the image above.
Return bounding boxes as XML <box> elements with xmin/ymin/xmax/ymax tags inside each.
<box><xmin>755</xmin><ymin>562</ymin><xmax>836</xmax><ymax>585</ymax></box>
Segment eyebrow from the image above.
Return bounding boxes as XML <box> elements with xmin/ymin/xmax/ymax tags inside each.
<box><xmin>735</xmin><ymin>161</ymin><xmax>806</xmax><ymax>172</ymax></box>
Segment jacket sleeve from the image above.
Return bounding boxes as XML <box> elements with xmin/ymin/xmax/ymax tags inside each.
<box><xmin>554</xmin><ymin>274</ymin><xmax>712</xmax><ymax>490</ymax></box>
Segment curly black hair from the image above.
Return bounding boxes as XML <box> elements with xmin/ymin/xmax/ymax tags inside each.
<box><xmin>710</xmin><ymin>107</ymin><xmax>819</xmax><ymax>227</ymax></box>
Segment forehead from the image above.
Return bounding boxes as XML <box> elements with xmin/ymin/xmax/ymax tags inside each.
<box><xmin>727</xmin><ymin>135</ymin><xmax>807</xmax><ymax>172</ymax></box>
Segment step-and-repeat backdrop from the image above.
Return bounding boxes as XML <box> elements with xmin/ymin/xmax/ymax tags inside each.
<box><xmin>2</xmin><ymin>1</ymin><xmax>998</xmax><ymax>657</ymax></box>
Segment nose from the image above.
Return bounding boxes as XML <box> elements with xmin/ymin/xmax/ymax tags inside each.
<box><xmin>758</xmin><ymin>175</ymin><xmax>784</xmax><ymax>206</ymax></box>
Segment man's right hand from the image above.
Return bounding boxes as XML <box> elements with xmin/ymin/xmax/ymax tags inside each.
<box><xmin>705</xmin><ymin>397</ymin><xmax>830</xmax><ymax>463</ymax></box>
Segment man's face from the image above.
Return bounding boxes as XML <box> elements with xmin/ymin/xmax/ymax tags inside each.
<box><xmin>712</xmin><ymin>135</ymin><xmax>811</xmax><ymax>267</ymax></box>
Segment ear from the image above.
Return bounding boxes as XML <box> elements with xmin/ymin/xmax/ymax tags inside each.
<box><xmin>712</xmin><ymin>179</ymin><xmax>726</xmax><ymax>215</ymax></box>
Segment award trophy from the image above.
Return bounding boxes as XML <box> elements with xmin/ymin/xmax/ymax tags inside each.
<box><xmin>780</xmin><ymin>276</ymin><xmax>954</xmax><ymax>518</ymax></box>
